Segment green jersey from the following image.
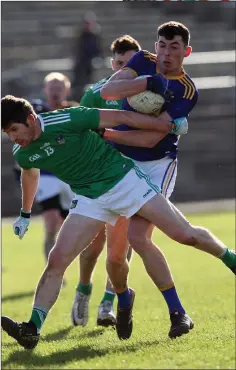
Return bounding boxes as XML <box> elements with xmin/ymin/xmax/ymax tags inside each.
<box><xmin>80</xmin><ymin>76</ymin><xmax>122</xmax><ymax>110</ymax></box>
<box><xmin>13</xmin><ymin>107</ymin><xmax>134</xmax><ymax>198</ymax></box>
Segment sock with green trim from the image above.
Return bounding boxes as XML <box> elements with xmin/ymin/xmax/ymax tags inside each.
<box><xmin>76</xmin><ymin>282</ymin><xmax>92</xmax><ymax>295</ymax></box>
<box><xmin>220</xmin><ymin>248</ymin><xmax>236</xmax><ymax>268</ymax></box>
<box><xmin>29</xmin><ymin>306</ymin><xmax>49</xmax><ymax>334</ymax></box>
<box><xmin>101</xmin><ymin>290</ymin><xmax>116</xmax><ymax>304</ymax></box>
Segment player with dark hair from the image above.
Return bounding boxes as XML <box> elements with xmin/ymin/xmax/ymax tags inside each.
<box><xmin>101</xmin><ymin>21</ymin><xmax>235</xmax><ymax>339</ymax></box>
<box><xmin>1</xmin><ymin>94</ymin><xmax>235</xmax><ymax>350</ymax></box>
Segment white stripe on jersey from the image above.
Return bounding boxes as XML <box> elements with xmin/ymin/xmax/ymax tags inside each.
<box><xmin>43</xmin><ymin>113</ymin><xmax>70</xmax><ymax>123</ymax></box>
<box><xmin>13</xmin><ymin>144</ymin><xmax>21</xmax><ymax>155</ymax></box>
<box><xmin>43</xmin><ymin>119</ymin><xmax>70</xmax><ymax>126</ymax></box>
<box><xmin>92</xmin><ymin>85</ymin><xmax>103</xmax><ymax>94</ymax></box>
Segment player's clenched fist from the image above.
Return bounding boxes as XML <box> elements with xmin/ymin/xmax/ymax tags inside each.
<box><xmin>13</xmin><ymin>209</ymin><xmax>31</xmax><ymax>239</ymax></box>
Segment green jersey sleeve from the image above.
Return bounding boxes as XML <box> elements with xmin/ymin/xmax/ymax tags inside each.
<box><xmin>69</xmin><ymin>106</ymin><xmax>100</xmax><ymax>131</ymax></box>
<box><xmin>80</xmin><ymin>88</ymin><xmax>95</xmax><ymax>108</ymax></box>
<box><xmin>41</xmin><ymin>106</ymin><xmax>100</xmax><ymax>132</ymax></box>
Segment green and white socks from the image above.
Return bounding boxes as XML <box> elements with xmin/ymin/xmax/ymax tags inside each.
<box><xmin>101</xmin><ymin>291</ymin><xmax>116</xmax><ymax>304</ymax></box>
<box><xmin>29</xmin><ymin>306</ymin><xmax>49</xmax><ymax>334</ymax></box>
<box><xmin>220</xmin><ymin>248</ymin><xmax>236</xmax><ymax>268</ymax></box>
<box><xmin>77</xmin><ymin>282</ymin><xmax>115</xmax><ymax>304</ymax></box>
<box><xmin>77</xmin><ymin>282</ymin><xmax>93</xmax><ymax>295</ymax></box>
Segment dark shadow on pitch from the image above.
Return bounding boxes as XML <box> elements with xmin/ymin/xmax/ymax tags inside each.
<box><xmin>1</xmin><ymin>337</ymin><xmax>161</xmax><ymax>367</ymax></box>
<box><xmin>2</xmin><ymin>291</ymin><xmax>34</xmax><ymax>303</ymax></box>
<box><xmin>41</xmin><ymin>327</ymin><xmax>73</xmax><ymax>342</ymax></box>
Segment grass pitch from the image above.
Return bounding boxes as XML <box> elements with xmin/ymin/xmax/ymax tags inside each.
<box><xmin>1</xmin><ymin>212</ymin><xmax>235</xmax><ymax>369</ymax></box>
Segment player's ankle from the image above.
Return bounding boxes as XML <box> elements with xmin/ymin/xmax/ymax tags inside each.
<box><xmin>77</xmin><ymin>281</ymin><xmax>92</xmax><ymax>295</ymax></box>
<box><xmin>101</xmin><ymin>291</ymin><xmax>116</xmax><ymax>304</ymax></box>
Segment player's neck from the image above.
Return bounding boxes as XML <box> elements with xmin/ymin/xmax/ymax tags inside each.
<box><xmin>34</xmin><ymin>118</ymin><xmax>43</xmax><ymax>140</ymax></box>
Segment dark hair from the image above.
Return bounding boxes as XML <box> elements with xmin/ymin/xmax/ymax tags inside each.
<box><xmin>157</xmin><ymin>21</ymin><xmax>190</xmax><ymax>46</ymax></box>
<box><xmin>111</xmin><ymin>35</ymin><xmax>141</xmax><ymax>55</ymax></box>
<box><xmin>1</xmin><ymin>95</ymin><xmax>35</xmax><ymax>130</ymax></box>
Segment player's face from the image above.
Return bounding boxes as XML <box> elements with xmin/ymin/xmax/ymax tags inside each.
<box><xmin>4</xmin><ymin>118</ymin><xmax>35</xmax><ymax>147</ymax></box>
<box><xmin>44</xmin><ymin>80</ymin><xmax>69</xmax><ymax>107</ymax></box>
<box><xmin>111</xmin><ymin>50</ymin><xmax>137</xmax><ymax>72</ymax></box>
<box><xmin>155</xmin><ymin>35</ymin><xmax>192</xmax><ymax>75</ymax></box>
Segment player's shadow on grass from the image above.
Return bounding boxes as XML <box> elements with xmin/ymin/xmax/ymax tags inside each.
<box><xmin>42</xmin><ymin>327</ymin><xmax>73</xmax><ymax>342</ymax></box>
<box><xmin>1</xmin><ymin>337</ymin><xmax>161</xmax><ymax>367</ymax></box>
<box><xmin>42</xmin><ymin>327</ymin><xmax>105</xmax><ymax>342</ymax></box>
<box><xmin>2</xmin><ymin>327</ymin><xmax>105</xmax><ymax>349</ymax></box>
<box><xmin>2</xmin><ymin>291</ymin><xmax>34</xmax><ymax>303</ymax></box>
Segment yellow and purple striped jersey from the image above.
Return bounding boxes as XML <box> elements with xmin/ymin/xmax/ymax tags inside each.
<box><xmin>112</xmin><ymin>49</ymin><xmax>198</xmax><ymax>161</ymax></box>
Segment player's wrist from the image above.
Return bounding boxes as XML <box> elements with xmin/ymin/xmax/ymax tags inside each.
<box><xmin>103</xmin><ymin>129</ymin><xmax>113</xmax><ymax>140</ymax></box>
<box><xmin>20</xmin><ymin>209</ymin><xmax>31</xmax><ymax>218</ymax></box>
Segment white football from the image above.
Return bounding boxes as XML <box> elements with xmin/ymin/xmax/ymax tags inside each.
<box><xmin>127</xmin><ymin>75</ymin><xmax>165</xmax><ymax>116</ymax></box>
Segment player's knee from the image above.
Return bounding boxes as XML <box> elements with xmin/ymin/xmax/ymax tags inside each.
<box><xmin>172</xmin><ymin>225</ymin><xmax>197</xmax><ymax>246</ymax></box>
<box><xmin>128</xmin><ymin>229</ymin><xmax>150</xmax><ymax>253</ymax></box>
<box><xmin>47</xmin><ymin>247</ymin><xmax>69</xmax><ymax>272</ymax></box>
<box><xmin>107</xmin><ymin>253</ymin><xmax>126</xmax><ymax>268</ymax></box>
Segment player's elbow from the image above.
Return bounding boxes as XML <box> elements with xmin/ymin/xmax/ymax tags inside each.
<box><xmin>100</xmin><ymin>85</ymin><xmax>110</xmax><ymax>100</ymax></box>
<box><xmin>101</xmin><ymin>85</ymin><xmax>118</xmax><ymax>100</ymax></box>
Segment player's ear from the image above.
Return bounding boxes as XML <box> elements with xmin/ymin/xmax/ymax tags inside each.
<box><xmin>184</xmin><ymin>46</ymin><xmax>192</xmax><ymax>58</ymax></box>
<box><xmin>155</xmin><ymin>42</ymin><xmax>158</xmax><ymax>54</ymax></box>
<box><xmin>66</xmin><ymin>87</ymin><xmax>71</xmax><ymax>97</ymax></box>
<box><xmin>110</xmin><ymin>58</ymin><xmax>115</xmax><ymax>71</ymax></box>
<box><xmin>27</xmin><ymin>114</ymin><xmax>35</xmax><ymax>126</ymax></box>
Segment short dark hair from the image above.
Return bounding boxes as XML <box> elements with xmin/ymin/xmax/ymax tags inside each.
<box><xmin>1</xmin><ymin>95</ymin><xmax>35</xmax><ymax>130</ymax></box>
<box><xmin>110</xmin><ymin>35</ymin><xmax>141</xmax><ymax>55</ymax></box>
<box><xmin>157</xmin><ymin>21</ymin><xmax>190</xmax><ymax>46</ymax></box>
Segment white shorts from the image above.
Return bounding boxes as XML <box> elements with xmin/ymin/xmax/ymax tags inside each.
<box><xmin>69</xmin><ymin>167</ymin><xmax>160</xmax><ymax>226</ymax></box>
<box><xmin>133</xmin><ymin>156</ymin><xmax>177</xmax><ymax>199</ymax></box>
<box><xmin>36</xmin><ymin>175</ymin><xmax>74</xmax><ymax>210</ymax></box>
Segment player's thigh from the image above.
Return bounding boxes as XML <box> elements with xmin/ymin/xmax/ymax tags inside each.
<box><xmin>137</xmin><ymin>193</ymin><xmax>193</xmax><ymax>243</ymax></box>
<box><xmin>106</xmin><ymin>216</ymin><xmax>130</xmax><ymax>262</ymax></box>
<box><xmin>81</xmin><ymin>226</ymin><xmax>106</xmax><ymax>259</ymax></box>
<box><xmin>52</xmin><ymin>213</ymin><xmax>105</xmax><ymax>266</ymax></box>
<box><xmin>128</xmin><ymin>215</ymin><xmax>155</xmax><ymax>245</ymax></box>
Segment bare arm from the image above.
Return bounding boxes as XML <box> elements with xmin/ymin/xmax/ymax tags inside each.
<box><xmin>101</xmin><ymin>69</ymin><xmax>147</xmax><ymax>100</ymax></box>
<box><xmin>104</xmin><ymin>129</ymin><xmax>167</xmax><ymax>148</ymax></box>
<box><xmin>98</xmin><ymin>109</ymin><xmax>171</xmax><ymax>133</ymax></box>
<box><xmin>21</xmin><ymin>168</ymin><xmax>40</xmax><ymax>212</ymax></box>
<box><xmin>102</xmin><ymin>111</ymin><xmax>172</xmax><ymax>148</ymax></box>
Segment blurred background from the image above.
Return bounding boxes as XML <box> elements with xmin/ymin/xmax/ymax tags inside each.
<box><xmin>1</xmin><ymin>1</ymin><xmax>235</xmax><ymax>216</ymax></box>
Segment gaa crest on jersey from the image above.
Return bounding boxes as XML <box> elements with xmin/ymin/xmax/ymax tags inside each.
<box><xmin>56</xmin><ymin>134</ymin><xmax>66</xmax><ymax>144</ymax></box>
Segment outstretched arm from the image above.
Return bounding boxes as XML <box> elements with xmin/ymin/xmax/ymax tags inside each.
<box><xmin>98</xmin><ymin>109</ymin><xmax>171</xmax><ymax>133</ymax></box>
<box><xmin>103</xmin><ymin>111</ymin><xmax>172</xmax><ymax>147</ymax></box>
<box><xmin>104</xmin><ymin>129</ymin><xmax>167</xmax><ymax>148</ymax></box>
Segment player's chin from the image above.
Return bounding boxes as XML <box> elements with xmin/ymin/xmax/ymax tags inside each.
<box><xmin>19</xmin><ymin>140</ymin><xmax>30</xmax><ymax>147</ymax></box>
